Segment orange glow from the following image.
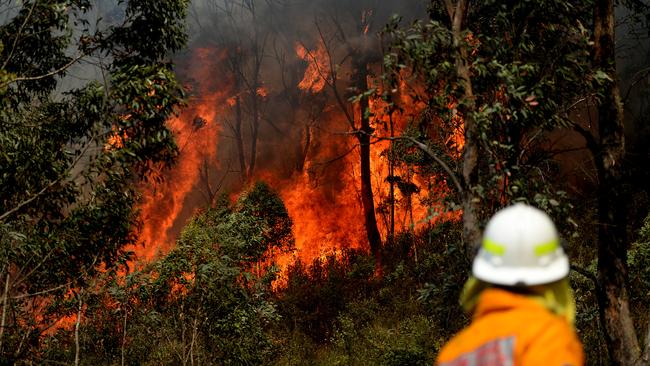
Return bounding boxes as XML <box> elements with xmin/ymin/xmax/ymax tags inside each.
<box><xmin>261</xmin><ymin>167</ymin><xmax>367</xmax><ymax>273</ymax></box>
<box><xmin>257</xmin><ymin>87</ymin><xmax>268</xmax><ymax>98</ymax></box>
<box><xmin>362</xmin><ymin>9</ymin><xmax>373</xmax><ymax>35</ymax></box>
<box><xmin>367</xmin><ymin>87</ymin><xmax>460</xmax><ymax>236</ymax></box>
<box><xmin>296</xmin><ymin>42</ymin><xmax>330</xmax><ymax>93</ymax></box>
<box><xmin>132</xmin><ymin>45</ymin><xmax>462</xmax><ymax>278</ymax></box>
<box><xmin>447</xmin><ymin>101</ymin><xmax>465</xmax><ymax>156</ymax></box>
<box><xmin>104</xmin><ymin>115</ymin><xmax>132</xmax><ymax>150</ymax></box>
<box><xmin>133</xmin><ymin>47</ymin><xmax>229</xmax><ymax>262</ymax></box>
<box><xmin>105</xmin><ymin>127</ymin><xmax>127</xmax><ymax>150</ymax></box>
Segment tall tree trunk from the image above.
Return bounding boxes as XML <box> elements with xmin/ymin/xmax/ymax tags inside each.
<box><xmin>248</xmin><ymin>13</ymin><xmax>264</xmax><ymax>180</ymax></box>
<box><xmin>448</xmin><ymin>0</ymin><xmax>481</xmax><ymax>254</ymax></box>
<box><xmin>593</xmin><ymin>1</ymin><xmax>641</xmax><ymax>364</ymax></box>
<box><xmin>353</xmin><ymin>59</ymin><xmax>382</xmax><ymax>264</ymax></box>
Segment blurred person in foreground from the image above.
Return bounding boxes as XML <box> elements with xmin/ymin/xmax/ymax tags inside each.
<box><xmin>436</xmin><ymin>203</ymin><xmax>583</xmax><ymax>366</ymax></box>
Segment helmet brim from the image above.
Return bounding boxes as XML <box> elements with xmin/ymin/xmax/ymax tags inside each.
<box><xmin>472</xmin><ymin>254</ymin><xmax>570</xmax><ymax>287</ymax></box>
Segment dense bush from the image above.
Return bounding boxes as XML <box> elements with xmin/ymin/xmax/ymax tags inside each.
<box><xmin>42</xmin><ymin>182</ymin><xmax>292</xmax><ymax>365</ymax></box>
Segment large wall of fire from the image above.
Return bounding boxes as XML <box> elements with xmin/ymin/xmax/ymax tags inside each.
<box><xmin>134</xmin><ymin>0</ymin><xmax>460</xmax><ymax>268</ymax></box>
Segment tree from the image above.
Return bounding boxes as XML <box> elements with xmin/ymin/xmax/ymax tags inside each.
<box><xmin>197</xmin><ymin>0</ymin><xmax>271</xmax><ymax>181</ymax></box>
<box><xmin>384</xmin><ymin>1</ymin><xmax>650</xmax><ymax>364</ymax></box>
<box><xmin>383</xmin><ymin>0</ymin><xmax>599</xmax><ymax>252</ymax></box>
<box><xmin>582</xmin><ymin>0</ymin><xmax>650</xmax><ymax>364</ymax></box>
<box><xmin>0</xmin><ymin>0</ymin><xmax>188</xmax><ymax>361</ymax></box>
<box><xmin>305</xmin><ymin>1</ymin><xmax>385</xmax><ymax>264</ymax></box>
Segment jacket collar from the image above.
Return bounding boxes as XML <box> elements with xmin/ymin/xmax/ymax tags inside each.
<box><xmin>473</xmin><ymin>287</ymin><xmax>547</xmax><ymax>320</ymax></box>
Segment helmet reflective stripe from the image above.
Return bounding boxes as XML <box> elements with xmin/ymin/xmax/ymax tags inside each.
<box><xmin>472</xmin><ymin>203</ymin><xmax>570</xmax><ymax>286</ymax></box>
<box><xmin>482</xmin><ymin>239</ymin><xmax>560</xmax><ymax>257</ymax></box>
<box><xmin>534</xmin><ymin>240</ymin><xmax>559</xmax><ymax>257</ymax></box>
<box><xmin>482</xmin><ymin>239</ymin><xmax>506</xmax><ymax>256</ymax></box>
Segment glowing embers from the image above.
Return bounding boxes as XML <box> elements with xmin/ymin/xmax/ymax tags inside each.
<box><xmin>446</xmin><ymin>101</ymin><xmax>465</xmax><ymax>156</ymax></box>
<box><xmin>105</xmin><ymin>115</ymin><xmax>133</xmax><ymax>150</ymax></box>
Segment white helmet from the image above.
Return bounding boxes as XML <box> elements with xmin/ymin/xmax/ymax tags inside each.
<box><xmin>472</xmin><ymin>203</ymin><xmax>569</xmax><ymax>286</ymax></box>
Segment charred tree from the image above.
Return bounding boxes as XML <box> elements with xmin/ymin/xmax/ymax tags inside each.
<box><xmin>312</xmin><ymin>7</ymin><xmax>383</xmax><ymax>264</ymax></box>
<box><xmin>270</xmin><ymin>40</ymin><xmax>320</xmax><ymax>174</ymax></box>
<box><xmin>296</xmin><ymin>124</ymin><xmax>312</xmax><ymax>172</ymax></box>
<box><xmin>389</xmin><ymin>113</ymin><xmax>396</xmax><ymax>242</ymax></box>
<box><xmin>352</xmin><ymin>57</ymin><xmax>382</xmax><ymax>263</ymax></box>
<box><xmin>593</xmin><ymin>1</ymin><xmax>643</xmax><ymax>364</ymax></box>
<box><xmin>248</xmin><ymin>82</ymin><xmax>261</xmax><ymax>178</ymax></box>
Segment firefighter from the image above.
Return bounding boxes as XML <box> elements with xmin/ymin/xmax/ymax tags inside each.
<box><xmin>436</xmin><ymin>203</ymin><xmax>583</xmax><ymax>366</ymax></box>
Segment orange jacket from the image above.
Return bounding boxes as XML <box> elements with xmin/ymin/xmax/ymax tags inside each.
<box><xmin>436</xmin><ymin>288</ymin><xmax>584</xmax><ymax>366</ymax></box>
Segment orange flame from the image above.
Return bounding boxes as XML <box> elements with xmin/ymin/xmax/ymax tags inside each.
<box><xmin>296</xmin><ymin>42</ymin><xmax>330</xmax><ymax>93</ymax></box>
<box><xmin>133</xmin><ymin>47</ymin><xmax>230</xmax><ymax>262</ymax></box>
<box><xmin>133</xmin><ymin>45</ymin><xmax>461</xmax><ymax>277</ymax></box>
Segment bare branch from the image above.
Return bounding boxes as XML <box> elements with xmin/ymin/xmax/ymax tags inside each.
<box><xmin>313</xmin><ymin>20</ymin><xmax>356</xmax><ymax>129</ymax></box>
<box><xmin>643</xmin><ymin>320</ymin><xmax>650</xmax><ymax>365</ymax></box>
<box><xmin>0</xmin><ymin>273</ymin><xmax>10</xmax><ymax>352</ymax></box>
<box><xmin>570</xmin><ymin>264</ymin><xmax>599</xmax><ymax>290</ymax></box>
<box><xmin>1</xmin><ymin>53</ymin><xmax>87</xmax><ymax>88</ymax></box>
<box><xmin>0</xmin><ymin>134</ymin><xmax>95</xmax><ymax>222</ymax></box>
<box><xmin>121</xmin><ymin>308</ymin><xmax>127</xmax><ymax>366</ymax></box>
<box><xmin>389</xmin><ymin>136</ymin><xmax>463</xmax><ymax>194</ymax></box>
<box><xmin>563</xmin><ymin>95</ymin><xmax>594</xmax><ymax>115</ymax></box>
<box><xmin>11</xmin><ymin>283</ymin><xmax>70</xmax><ymax>300</ymax></box>
<box><xmin>1</xmin><ymin>0</ymin><xmax>37</xmax><ymax>70</ymax></box>
<box><xmin>443</xmin><ymin>0</ymin><xmax>455</xmax><ymax>20</ymax></box>
<box><xmin>310</xmin><ymin>144</ymin><xmax>357</xmax><ymax>168</ymax></box>
<box><xmin>623</xmin><ymin>65</ymin><xmax>650</xmax><ymax>104</ymax></box>
<box><xmin>0</xmin><ymin>179</ymin><xmax>61</xmax><ymax>223</ymax></box>
<box><xmin>572</xmin><ymin>122</ymin><xmax>599</xmax><ymax>155</ymax></box>
<box><xmin>74</xmin><ymin>290</ymin><xmax>83</xmax><ymax>366</ymax></box>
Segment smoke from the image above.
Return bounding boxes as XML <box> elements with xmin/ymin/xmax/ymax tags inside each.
<box><xmin>614</xmin><ymin>3</ymin><xmax>650</xmax><ymax>225</ymax></box>
<box><xmin>615</xmin><ymin>4</ymin><xmax>650</xmax><ymax>147</ymax></box>
<box><xmin>540</xmin><ymin>4</ymin><xmax>650</xmax><ymax>199</ymax></box>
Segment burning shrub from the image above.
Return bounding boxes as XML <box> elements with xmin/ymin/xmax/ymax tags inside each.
<box><xmin>51</xmin><ymin>182</ymin><xmax>293</xmax><ymax>364</ymax></box>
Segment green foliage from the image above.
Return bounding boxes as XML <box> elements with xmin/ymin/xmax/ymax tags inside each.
<box><xmin>278</xmin><ymin>249</ymin><xmax>376</xmax><ymax>343</ymax></box>
<box><xmin>230</xmin><ymin>182</ymin><xmax>295</xmax><ymax>262</ymax></box>
<box><xmin>628</xmin><ymin>213</ymin><xmax>650</xmax><ymax>337</ymax></box>
<box><xmin>51</xmin><ymin>182</ymin><xmax>293</xmax><ymax>365</ymax></box>
<box><xmin>275</xmin><ymin>221</ymin><xmax>465</xmax><ymax>365</ymax></box>
<box><xmin>0</xmin><ymin>0</ymin><xmax>188</xmax><ymax>361</ymax></box>
<box><xmin>110</xmin><ymin>0</ymin><xmax>190</xmax><ymax>65</ymax></box>
<box><xmin>3</xmin><ymin>1</ymin><xmax>647</xmax><ymax>364</ymax></box>
<box><xmin>382</xmin><ymin>0</ymin><xmax>597</xmax><ymax>225</ymax></box>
